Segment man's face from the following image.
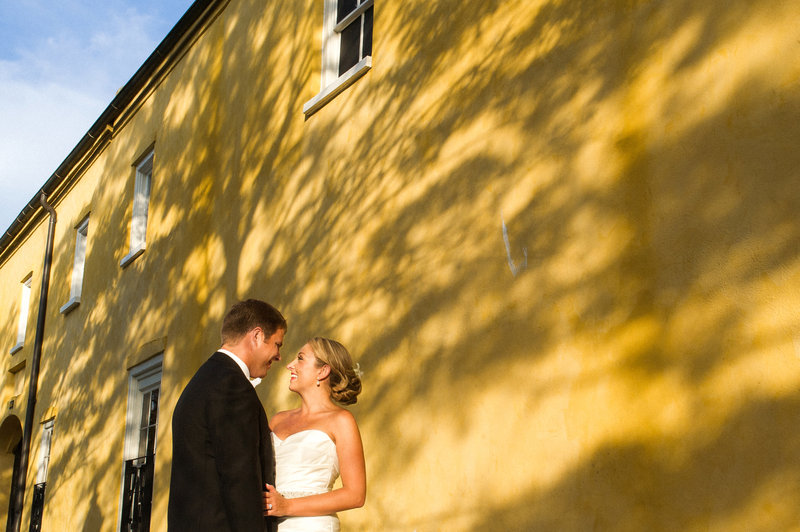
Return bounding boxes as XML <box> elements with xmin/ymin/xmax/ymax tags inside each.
<box><xmin>252</xmin><ymin>327</ymin><xmax>285</xmax><ymax>378</ymax></box>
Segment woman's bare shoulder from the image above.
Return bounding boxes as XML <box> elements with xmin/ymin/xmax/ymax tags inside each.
<box><xmin>328</xmin><ymin>407</ymin><xmax>359</xmax><ymax>435</ymax></box>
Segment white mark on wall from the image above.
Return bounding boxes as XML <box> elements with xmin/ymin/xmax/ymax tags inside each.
<box><xmin>502</xmin><ymin>214</ymin><xmax>527</xmax><ymax>277</ymax></box>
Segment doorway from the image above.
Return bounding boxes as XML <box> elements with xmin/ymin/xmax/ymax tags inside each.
<box><xmin>0</xmin><ymin>416</ymin><xmax>23</xmax><ymax>531</ymax></box>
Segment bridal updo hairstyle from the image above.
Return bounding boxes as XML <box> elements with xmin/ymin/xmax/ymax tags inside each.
<box><xmin>308</xmin><ymin>337</ymin><xmax>362</xmax><ymax>405</ymax></box>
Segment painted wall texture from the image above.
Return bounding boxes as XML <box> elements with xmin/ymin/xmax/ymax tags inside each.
<box><xmin>1</xmin><ymin>0</ymin><xmax>799</xmax><ymax>530</ymax></box>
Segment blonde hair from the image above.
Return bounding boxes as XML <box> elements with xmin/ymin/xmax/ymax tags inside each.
<box><xmin>307</xmin><ymin>337</ymin><xmax>362</xmax><ymax>405</ymax></box>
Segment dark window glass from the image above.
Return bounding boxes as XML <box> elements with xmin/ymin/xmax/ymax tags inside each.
<box><xmin>363</xmin><ymin>7</ymin><xmax>373</xmax><ymax>58</ymax></box>
<box><xmin>121</xmin><ymin>456</ymin><xmax>154</xmax><ymax>532</ymax></box>
<box><xmin>339</xmin><ymin>21</ymin><xmax>361</xmax><ymax>75</ymax></box>
<box><xmin>149</xmin><ymin>389</ymin><xmax>159</xmax><ymax>425</ymax></box>
<box><xmin>29</xmin><ymin>483</ymin><xmax>46</xmax><ymax>532</ymax></box>
<box><xmin>337</xmin><ymin>0</ymin><xmax>357</xmax><ymax>23</ymax></box>
<box><xmin>146</xmin><ymin>427</ymin><xmax>156</xmax><ymax>455</ymax></box>
<box><xmin>137</xmin><ymin>389</ymin><xmax>159</xmax><ymax>457</ymax></box>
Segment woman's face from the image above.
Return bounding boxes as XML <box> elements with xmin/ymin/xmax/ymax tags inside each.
<box><xmin>286</xmin><ymin>343</ymin><xmax>320</xmax><ymax>391</ymax></box>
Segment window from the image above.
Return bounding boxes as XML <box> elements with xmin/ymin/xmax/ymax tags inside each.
<box><xmin>120</xmin><ymin>151</ymin><xmax>153</xmax><ymax>268</ymax></box>
<box><xmin>119</xmin><ymin>355</ymin><xmax>162</xmax><ymax>532</ymax></box>
<box><xmin>334</xmin><ymin>0</ymin><xmax>374</xmax><ymax>77</ymax></box>
<box><xmin>60</xmin><ymin>215</ymin><xmax>89</xmax><ymax>314</ymax></box>
<box><xmin>29</xmin><ymin>419</ymin><xmax>54</xmax><ymax>532</ymax></box>
<box><xmin>303</xmin><ymin>0</ymin><xmax>374</xmax><ymax>116</ymax></box>
<box><xmin>10</xmin><ymin>276</ymin><xmax>32</xmax><ymax>354</ymax></box>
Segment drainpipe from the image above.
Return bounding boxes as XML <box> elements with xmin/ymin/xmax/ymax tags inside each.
<box><xmin>9</xmin><ymin>194</ymin><xmax>56</xmax><ymax>532</ymax></box>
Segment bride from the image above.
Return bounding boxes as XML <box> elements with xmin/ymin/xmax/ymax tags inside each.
<box><xmin>265</xmin><ymin>337</ymin><xmax>366</xmax><ymax>531</ymax></box>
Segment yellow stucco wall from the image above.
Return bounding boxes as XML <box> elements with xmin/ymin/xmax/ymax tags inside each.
<box><xmin>1</xmin><ymin>0</ymin><xmax>799</xmax><ymax>530</ymax></box>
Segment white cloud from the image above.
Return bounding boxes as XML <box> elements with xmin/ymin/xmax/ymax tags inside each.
<box><xmin>0</xmin><ymin>2</ymin><xmax>189</xmax><ymax>231</ymax></box>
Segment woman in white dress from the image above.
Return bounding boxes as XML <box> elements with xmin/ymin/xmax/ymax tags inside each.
<box><xmin>265</xmin><ymin>337</ymin><xmax>366</xmax><ymax>531</ymax></box>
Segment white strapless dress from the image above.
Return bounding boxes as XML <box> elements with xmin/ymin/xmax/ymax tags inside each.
<box><xmin>272</xmin><ymin>430</ymin><xmax>340</xmax><ymax>532</ymax></box>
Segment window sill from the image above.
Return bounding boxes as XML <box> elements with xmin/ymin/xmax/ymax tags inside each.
<box><xmin>10</xmin><ymin>342</ymin><xmax>23</xmax><ymax>355</ymax></box>
<box><xmin>303</xmin><ymin>56</ymin><xmax>372</xmax><ymax>117</ymax></box>
<box><xmin>60</xmin><ymin>296</ymin><xmax>81</xmax><ymax>315</ymax></box>
<box><xmin>120</xmin><ymin>244</ymin><xmax>146</xmax><ymax>268</ymax></box>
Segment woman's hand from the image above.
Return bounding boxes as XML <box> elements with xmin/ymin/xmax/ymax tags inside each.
<box><xmin>264</xmin><ymin>484</ymin><xmax>290</xmax><ymax>517</ymax></box>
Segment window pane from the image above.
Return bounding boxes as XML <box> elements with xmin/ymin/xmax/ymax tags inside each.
<box><xmin>363</xmin><ymin>7</ymin><xmax>373</xmax><ymax>58</ymax></box>
<box><xmin>148</xmin><ymin>388</ymin><xmax>159</xmax><ymax>426</ymax></box>
<box><xmin>138</xmin><ymin>428</ymin><xmax>148</xmax><ymax>457</ymax></box>
<box><xmin>146</xmin><ymin>426</ymin><xmax>157</xmax><ymax>455</ymax></box>
<box><xmin>36</xmin><ymin>423</ymin><xmax>54</xmax><ymax>485</ymax></box>
<box><xmin>70</xmin><ymin>218</ymin><xmax>89</xmax><ymax>298</ymax></box>
<box><xmin>337</xmin><ymin>0</ymin><xmax>357</xmax><ymax>23</ymax></box>
<box><xmin>130</xmin><ymin>152</ymin><xmax>153</xmax><ymax>250</ymax></box>
<box><xmin>139</xmin><ymin>391</ymin><xmax>151</xmax><ymax>429</ymax></box>
<box><xmin>131</xmin><ymin>172</ymin><xmax>151</xmax><ymax>247</ymax></box>
<box><xmin>339</xmin><ymin>20</ymin><xmax>361</xmax><ymax>76</ymax></box>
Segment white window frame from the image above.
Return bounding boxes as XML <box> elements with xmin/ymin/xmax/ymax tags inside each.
<box><xmin>120</xmin><ymin>151</ymin><xmax>153</xmax><ymax>268</ymax></box>
<box><xmin>35</xmin><ymin>420</ymin><xmax>55</xmax><ymax>485</ymax></box>
<box><xmin>60</xmin><ymin>215</ymin><xmax>89</xmax><ymax>314</ymax></box>
<box><xmin>122</xmin><ymin>354</ymin><xmax>162</xmax><ymax>461</ymax></box>
<box><xmin>303</xmin><ymin>0</ymin><xmax>374</xmax><ymax>117</ymax></box>
<box><xmin>117</xmin><ymin>354</ymin><xmax>162</xmax><ymax>531</ymax></box>
<box><xmin>10</xmin><ymin>276</ymin><xmax>32</xmax><ymax>354</ymax></box>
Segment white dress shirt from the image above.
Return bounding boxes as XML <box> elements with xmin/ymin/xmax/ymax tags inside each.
<box><xmin>218</xmin><ymin>348</ymin><xmax>261</xmax><ymax>387</ymax></box>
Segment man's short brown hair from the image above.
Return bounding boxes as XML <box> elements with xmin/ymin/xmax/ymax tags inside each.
<box><xmin>221</xmin><ymin>299</ymin><xmax>287</xmax><ymax>344</ymax></box>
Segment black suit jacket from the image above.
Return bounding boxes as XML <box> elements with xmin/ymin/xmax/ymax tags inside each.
<box><xmin>168</xmin><ymin>352</ymin><xmax>275</xmax><ymax>532</ymax></box>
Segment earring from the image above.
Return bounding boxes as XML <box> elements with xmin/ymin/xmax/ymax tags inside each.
<box><xmin>316</xmin><ymin>379</ymin><xmax>320</xmax><ymax>387</ymax></box>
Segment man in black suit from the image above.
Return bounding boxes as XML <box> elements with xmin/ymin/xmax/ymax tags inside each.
<box><xmin>168</xmin><ymin>299</ymin><xmax>286</xmax><ymax>531</ymax></box>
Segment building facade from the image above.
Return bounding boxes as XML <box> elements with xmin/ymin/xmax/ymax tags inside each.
<box><xmin>1</xmin><ymin>0</ymin><xmax>799</xmax><ymax>530</ymax></box>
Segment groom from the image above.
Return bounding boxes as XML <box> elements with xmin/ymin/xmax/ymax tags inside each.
<box><xmin>168</xmin><ymin>299</ymin><xmax>286</xmax><ymax>532</ymax></box>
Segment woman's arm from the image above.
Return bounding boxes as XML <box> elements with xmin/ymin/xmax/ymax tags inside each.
<box><xmin>265</xmin><ymin>411</ymin><xmax>366</xmax><ymax>516</ymax></box>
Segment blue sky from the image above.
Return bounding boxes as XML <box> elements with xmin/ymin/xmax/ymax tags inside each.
<box><xmin>0</xmin><ymin>0</ymin><xmax>195</xmax><ymax>233</ymax></box>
